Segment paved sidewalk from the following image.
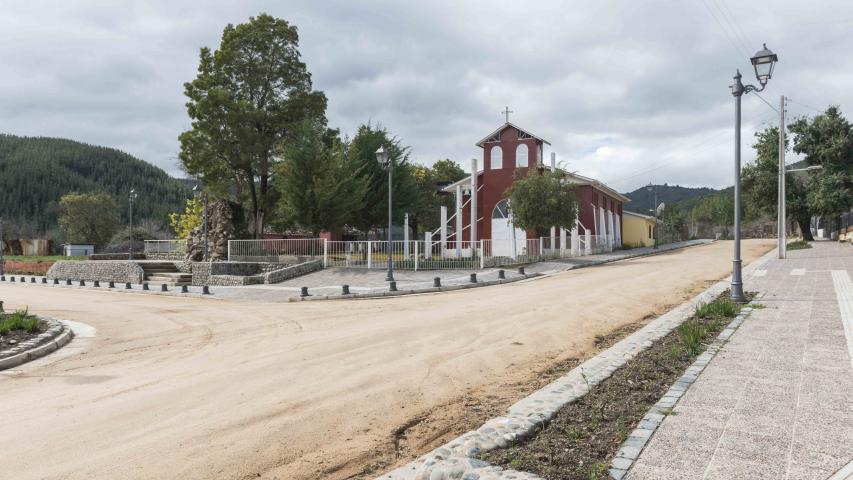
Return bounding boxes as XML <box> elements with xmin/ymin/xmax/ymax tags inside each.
<box><xmin>627</xmin><ymin>241</ymin><xmax>853</xmax><ymax>480</ymax></box>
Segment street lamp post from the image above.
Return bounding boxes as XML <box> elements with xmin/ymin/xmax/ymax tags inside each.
<box><xmin>193</xmin><ymin>184</ymin><xmax>209</xmax><ymax>262</ymax></box>
<box><xmin>731</xmin><ymin>43</ymin><xmax>779</xmax><ymax>303</ymax></box>
<box><xmin>778</xmin><ymin>165</ymin><xmax>822</xmax><ymax>259</ymax></box>
<box><xmin>376</xmin><ymin>146</ymin><xmax>394</xmax><ymax>282</ymax></box>
<box><xmin>0</xmin><ymin>217</ymin><xmax>5</xmax><ymax>277</ymax></box>
<box><xmin>647</xmin><ymin>183</ymin><xmax>658</xmax><ymax>249</ymax></box>
<box><xmin>128</xmin><ymin>189</ymin><xmax>138</xmax><ymax>260</ymax></box>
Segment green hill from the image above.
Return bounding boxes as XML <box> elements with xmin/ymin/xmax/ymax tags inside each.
<box><xmin>623</xmin><ymin>184</ymin><xmax>721</xmax><ymax>214</ymax></box>
<box><xmin>0</xmin><ymin>134</ymin><xmax>190</xmax><ymax>234</ymax></box>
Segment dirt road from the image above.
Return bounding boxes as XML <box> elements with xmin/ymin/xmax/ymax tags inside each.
<box><xmin>0</xmin><ymin>240</ymin><xmax>773</xmax><ymax>480</ymax></box>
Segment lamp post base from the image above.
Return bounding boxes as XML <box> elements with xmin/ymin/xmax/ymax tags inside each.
<box><xmin>730</xmin><ymin>259</ymin><xmax>747</xmax><ymax>303</ymax></box>
<box><xmin>386</xmin><ymin>271</ymin><xmax>395</xmax><ymax>282</ymax></box>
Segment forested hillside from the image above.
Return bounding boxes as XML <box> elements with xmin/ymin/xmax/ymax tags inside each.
<box><xmin>0</xmin><ymin>134</ymin><xmax>190</xmax><ymax>234</ymax></box>
<box><xmin>623</xmin><ymin>184</ymin><xmax>720</xmax><ymax>213</ymax></box>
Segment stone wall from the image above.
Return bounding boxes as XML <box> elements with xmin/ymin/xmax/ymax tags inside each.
<box><xmin>264</xmin><ymin>260</ymin><xmax>322</xmax><ymax>284</ymax></box>
<box><xmin>47</xmin><ymin>261</ymin><xmax>145</xmax><ymax>283</ymax></box>
<box><xmin>187</xmin><ymin>260</ymin><xmax>320</xmax><ymax>286</ymax></box>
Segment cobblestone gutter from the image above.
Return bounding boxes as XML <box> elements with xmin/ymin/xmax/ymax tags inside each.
<box><xmin>376</xmin><ymin>250</ymin><xmax>775</xmax><ymax>480</ymax></box>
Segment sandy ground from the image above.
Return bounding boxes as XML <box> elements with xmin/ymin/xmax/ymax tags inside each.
<box><xmin>0</xmin><ymin>239</ymin><xmax>774</xmax><ymax>480</ymax></box>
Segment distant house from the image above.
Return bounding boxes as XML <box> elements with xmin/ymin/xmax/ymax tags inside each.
<box><xmin>622</xmin><ymin>211</ymin><xmax>657</xmax><ymax>247</ymax></box>
<box><xmin>62</xmin><ymin>244</ymin><xmax>95</xmax><ymax>257</ymax></box>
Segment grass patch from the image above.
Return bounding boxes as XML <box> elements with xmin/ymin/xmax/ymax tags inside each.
<box><xmin>0</xmin><ymin>309</ymin><xmax>41</xmax><ymax>335</ymax></box>
<box><xmin>786</xmin><ymin>240</ymin><xmax>811</xmax><ymax>250</ymax></box>
<box><xmin>482</xmin><ymin>291</ymin><xmax>748</xmax><ymax>480</ymax></box>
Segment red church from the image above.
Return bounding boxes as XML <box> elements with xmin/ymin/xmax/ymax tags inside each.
<box><xmin>437</xmin><ymin>121</ymin><xmax>629</xmax><ymax>257</ymax></box>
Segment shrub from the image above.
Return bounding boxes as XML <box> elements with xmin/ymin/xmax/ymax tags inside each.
<box><xmin>678</xmin><ymin>320</ymin><xmax>707</xmax><ymax>356</ymax></box>
<box><xmin>695</xmin><ymin>298</ymin><xmax>739</xmax><ymax>319</ymax></box>
<box><xmin>787</xmin><ymin>240</ymin><xmax>812</xmax><ymax>250</ymax></box>
<box><xmin>0</xmin><ymin>309</ymin><xmax>41</xmax><ymax>335</ymax></box>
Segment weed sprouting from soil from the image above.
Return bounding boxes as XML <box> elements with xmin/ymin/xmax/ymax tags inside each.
<box><xmin>0</xmin><ymin>309</ymin><xmax>40</xmax><ymax>335</ymax></box>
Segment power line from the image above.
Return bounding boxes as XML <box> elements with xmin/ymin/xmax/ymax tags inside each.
<box><xmin>752</xmin><ymin>91</ymin><xmax>779</xmax><ymax>113</ymax></box>
<box><xmin>698</xmin><ymin>0</ymin><xmax>751</xmax><ymax>61</ymax></box>
<box><xmin>786</xmin><ymin>98</ymin><xmax>823</xmax><ymax>113</ymax></box>
<box><xmin>712</xmin><ymin>0</ymin><xmax>755</xmax><ymax>55</ymax></box>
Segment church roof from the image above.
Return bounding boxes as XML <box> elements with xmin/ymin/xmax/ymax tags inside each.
<box><xmin>475</xmin><ymin>122</ymin><xmax>551</xmax><ymax>148</ymax></box>
<box><xmin>441</xmin><ymin>167</ymin><xmax>631</xmax><ymax>203</ymax></box>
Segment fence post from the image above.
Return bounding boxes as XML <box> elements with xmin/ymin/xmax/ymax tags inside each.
<box><xmin>367</xmin><ymin>241</ymin><xmax>372</xmax><ymax>269</ymax></box>
<box><xmin>323</xmin><ymin>239</ymin><xmax>328</xmax><ymax>268</ymax></box>
<box><xmin>479</xmin><ymin>240</ymin><xmax>484</xmax><ymax>269</ymax></box>
<box><xmin>539</xmin><ymin>237</ymin><xmax>544</xmax><ymax>261</ymax></box>
<box><xmin>227</xmin><ymin>241</ymin><xmax>232</xmax><ymax>261</ymax></box>
<box><xmin>414</xmin><ymin>240</ymin><xmax>419</xmax><ymax>271</ymax></box>
<box><xmin>424</xmin><ymin>232</ymin><xmax>431</xmax><ymax>259</ymax></box>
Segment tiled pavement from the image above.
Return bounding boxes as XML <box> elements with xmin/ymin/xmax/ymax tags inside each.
<box><xmin>627</xmin><ymin>241</ymin><xmax>853</xmax><ymax>480</ymax></box>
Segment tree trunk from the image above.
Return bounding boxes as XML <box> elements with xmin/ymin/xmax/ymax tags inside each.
<box><xmin>797</xmin><ymin>215</ymin><xmax>814</xmax><ymax>241</ymax></box>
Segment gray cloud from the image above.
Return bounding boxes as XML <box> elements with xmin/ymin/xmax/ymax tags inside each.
<box><xmin>1</xmin><ymin>0</ymin><xmax>850</xmax><ymax>192</ymax></box>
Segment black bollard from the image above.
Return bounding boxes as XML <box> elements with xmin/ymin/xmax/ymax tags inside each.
<box><xmin>202</xmin><ymin>285</ymin><xmax>210</xmax><ymax>295</ymax></box>
<box><xmin>342</xmin><ymin>284</ymin><xmax>350</xmax><ymax>295</ymax></box>
<box><xmin>181</xmin><ymin>285</ymin><xmax>188</xmax><ymax>293</ymax></box>
<box><xmin>53</xmin><ymin>278</ymin><xmax>59</xmax><ymax>285</ymax></box>
<box><xmin>433</xmin><ymin>277</ymin><xmax>441</xmax><ymax>287</ymax></box>
<box><xmin>93</xmin><ymin>280</ymin><xmax>100</xmax><ymax>288</ymax></box>
<box><xmin>142</xmin><ymin>283</ymin><xmax>149</xmax><ymax>291</ymax></box>
<box><xmin>300</xmin><ymin>286</ymin><xmax>309</xmax><ymax>297</ymax></box>
<box><xmin>108</xmin><ymin>281</ymin><xmax>115</xmax><ymax>288</ymax></box>
<box><xmin>498</xmin><ymin>269</ymin><xmax>506</xmax><ymax>279</ymax></box>
<box><xmin>0</xmin><ymin>275</ymin><xmax>5</xmax><ymax>281</ymax></box>
<box><xmin>41</xmin><ymin>277</ymin><xmax>47</xmax><ymax>284</ymax></box>
<box><xmin>10</xmin><ymin>277</ymin><xmax>14</xmax><ymax>282</ymax></box>
<box><xmin>66</xmin><ymin>279</ymin><xmax>72</xmax><ymax>285</ymax></box>
<box><xmin>161</xmin><ymin>284</ymin><xmax>168</xmax><ymax>292</ymax></box>
<box><xmin>20</xmin><ymin>277</ymin><xmax>25</xmax><ymax>283</ymax></box>
<box><xmin>125</xmin><ymin>282</ymin><xmax>132</xmax><ymax>289</ymax></box>
<box><xmin>79</xmin><ymin>280</ymin><xmax>86</xmax><ymax>286</ymax></box>
<box><xmin>470</xmin><ymin>273</ymin><xmax>477</xmax><ymax>283</ymax></box>
<box><xmin>30</xmin><ymin>277</ymin><xmax>36</xmax><ymax>283</ymax></box>
<box><xmin>389</xmin><ymin>281</ymin><xmax>397</xmax><ymax>292</ymax></box>
<box><xmin>518</xmin><ymin>266</ymin><xmax>525</xmax><ymax>275</ymax></box>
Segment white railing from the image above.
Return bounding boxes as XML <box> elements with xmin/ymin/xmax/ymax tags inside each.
<box><xmin>228</xmin><ymin>238</ymin><xmax>325</xmax><ymax>262</ymax></box>
<box><xmin>227</xmin><ymin>234</ymin><xmax>614</xmax><ymax>269</ymax></box>
<box><xmin>144</xmin><ymin>239</ymin><xmax>188</xmax><ymax>255</ymax></box>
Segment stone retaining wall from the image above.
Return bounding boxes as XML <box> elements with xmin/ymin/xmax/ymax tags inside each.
<box><xmin>264</xmin><ymin>260</ymin><xmax>322</xmax><ymax>284</ymax></box>
<box><xmin>47</xmin><ymin>261</ymin><xmax>145</xmax><ymax>284</ymax></box>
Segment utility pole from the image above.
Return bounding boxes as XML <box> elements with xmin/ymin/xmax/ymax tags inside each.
<box><xmin>778</xmin><ymin>95</ymin><xmax>787</xmax><ymax>259</ymax></box>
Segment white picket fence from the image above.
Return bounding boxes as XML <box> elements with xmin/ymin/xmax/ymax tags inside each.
<box><xmin>143</xmin><ymin>239</ymin><xmax>188</xmax><ymax>254</ymax></box>
<box><xmin>226</xmin><ymin>235</ymin><xmax>613</xmax><ymax>270</ymax></box>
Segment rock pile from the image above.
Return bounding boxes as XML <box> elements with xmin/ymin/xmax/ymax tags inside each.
<box><xmin>185</xmin><ymin>200</ymin><xmax>234</xmax><ymax>262</ymax></box>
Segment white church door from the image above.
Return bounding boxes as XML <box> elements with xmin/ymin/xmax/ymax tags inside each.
<box><xmin>491</xmin><ymin>199</ymin><xmax>526</xmax><ymax>257</ymax></box>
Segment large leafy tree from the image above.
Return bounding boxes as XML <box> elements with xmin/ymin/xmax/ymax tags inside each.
<box><xmin>58</xmin><ymin>192</ymin><xmax>120</xmax><ymax>249</ymax></box>
<box><xmin>742</xmin><ymin>127</ymin><xmax>814</xmax><ymax>239</ymax></box>
<box><xmin>347</xmin><ymin>124</ymin><xmax>420</xmax><ymax>235</ymax></box>
<box><xmin>274</xmin><ymin>121</ymin><xmax>365</xmax><ymax>235</ymax></box>
<box><xmin>506</xmin><ymin>169</ymin><xmax>578</xmax><ymax>233</ymax></box>
<box><xmin>409</xmin><ymin>159</ymin><xmax>466</xmax><ymax>235</ymax></box>
<box><xmin>790</xmin><ymin>106</ymin><xmax>853</xmax><ymax>232</ymax></box>
<box><xmin>179</xmin><ymin>14</ymin><xmax>327</xmax><ymax>238</ymax></box>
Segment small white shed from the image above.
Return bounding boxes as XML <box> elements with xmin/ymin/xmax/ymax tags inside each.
<box><xmin>62</xmin><ymin>244</ymin><xmax>95</xmax><ymax>257</ymax></box>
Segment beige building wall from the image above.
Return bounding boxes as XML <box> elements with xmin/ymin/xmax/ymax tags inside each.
<box><xmin>622</xmin><ymin>212</ymin><xmax>656</xmax><ymax>247</ymax></box>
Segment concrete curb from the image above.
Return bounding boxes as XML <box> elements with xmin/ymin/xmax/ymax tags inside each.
<box><xmin>607</xmin><ymin>300</ymin><xmax>760</xmax><ymax>480</ymax></box>
<box><xmin>287</xmin><ymin>273</ymin><xmax>542</xmax><ymax>302</ymax></box>
<box><xmin>0</xmin><ymin>318</ymin><xmax>74</xmax><ymax>371</ymax></box>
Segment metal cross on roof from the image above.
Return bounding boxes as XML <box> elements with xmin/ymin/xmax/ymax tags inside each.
<box><xmin>502</xmin><ymin>106</ymin><xmax>513</xmax><ymax>122</ymax></box>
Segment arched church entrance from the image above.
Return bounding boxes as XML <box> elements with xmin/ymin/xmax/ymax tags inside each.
<box><xmin>491</xmin><ymin>199</ymin><xmax>526</xmax><ymax>258</ymax></box>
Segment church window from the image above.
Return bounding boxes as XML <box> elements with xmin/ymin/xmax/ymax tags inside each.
<box><xmin>490</xmin><ymin>146</ymin><xmax>503</xmax><ymax>169</ymax></box>
<box><xmin>516</xmin><ymin>144</ymin><xmax>528</xmax><ymax>168</ymax></box>
<box><xmin>493</xmin><ymin>199</ymin><xmax>510</xmax><ymax>219</ymax></box>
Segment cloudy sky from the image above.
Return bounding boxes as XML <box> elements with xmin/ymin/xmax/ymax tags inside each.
<box><xmin>1</xmin><ymin>1</ymin><xmax>851</xmax><ymax>192</ymax></box>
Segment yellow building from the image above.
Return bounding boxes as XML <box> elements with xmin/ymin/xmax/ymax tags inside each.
<box><xmin>622</xmin><ymin>211</ymin><xmax>657</xmax><ymax>247</ymax></box>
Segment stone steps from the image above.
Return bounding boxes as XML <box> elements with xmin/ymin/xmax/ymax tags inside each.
<box><xmin>139</xmin><ymin>263</ymin><xmax>192</xmax><ymax>286</ymax></box>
